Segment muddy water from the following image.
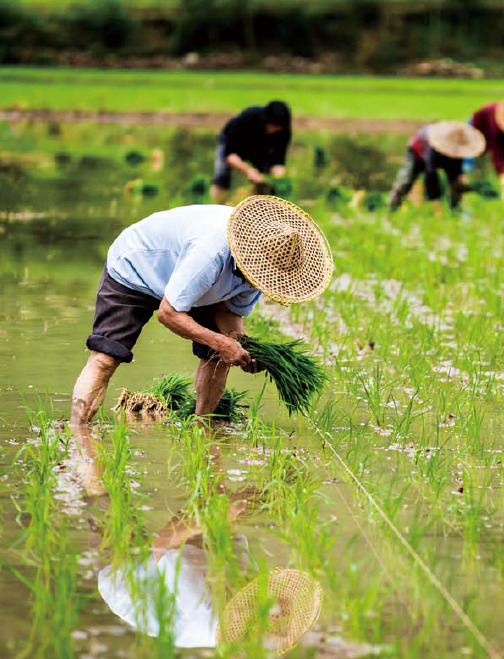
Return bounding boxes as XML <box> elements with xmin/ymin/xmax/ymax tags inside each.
<box><xmin>4</xmin><ymin>124</ymin><xmax>504</xmax><ymax>659</ymax></box>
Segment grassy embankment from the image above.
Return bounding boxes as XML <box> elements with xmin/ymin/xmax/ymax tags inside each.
<box><xmin>2</xmin><ymin>67</ymin><xmax>504</xmax><ymax>120</ymax></box>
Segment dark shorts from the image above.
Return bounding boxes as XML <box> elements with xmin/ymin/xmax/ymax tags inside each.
<box><xmin>86</xmin><ymin>268</ymin><xmax>220</xmax><ymax>363</ymax></box>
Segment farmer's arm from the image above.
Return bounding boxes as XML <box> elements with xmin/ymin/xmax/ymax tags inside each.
<box><xmin>226</xmin><ymin>153</ymin><xmax>264</xmax><ymax>184</ymax></box>
<box><xmin>157</xmin><ymin>297</ymin><xmax>250</xmax><ymax>367</ymax></box>
<box><xmin>152</xmin><ymin>491</ymin><xmax>254</xmax><ymax>561</ymax></box>
<box><xmin>214</xmin><ymin>302</ymin><xmax>263</xmax><ymax>373</ymax></box>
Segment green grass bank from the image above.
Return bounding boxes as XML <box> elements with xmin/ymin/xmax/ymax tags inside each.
<box><xmin>2</xmin><ymin>67</ymin><xmax>504</xmax><ymax>121</ymax></box>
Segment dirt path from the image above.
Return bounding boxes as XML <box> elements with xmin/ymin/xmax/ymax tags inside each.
<box><xmin>0</xmin><ymin>108</ymin><xmax>422</xmax><ymax>135</ymax></box>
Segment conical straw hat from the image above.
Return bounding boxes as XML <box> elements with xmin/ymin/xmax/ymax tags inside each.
<box><xmin>216</xmin><ymin>568</ymin><xmax>322</xmax><ymax>655</ymax></box>
<box><xmin>427</xmin><ymin>121</ymin><xmax>486</xmax><ymax>159</ymax></box>
<box><xmin>494</xmin><ymin>102</ymin><xmax>504</xmax><ymax>131</ymax></box>
<box><xmin>228</xmin><ymin>196</ymin><xmax>333</xmax><ymax>306</ymax></box>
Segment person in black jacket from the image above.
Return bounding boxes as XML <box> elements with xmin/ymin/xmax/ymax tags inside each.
<box><xmin>210</xmin><ymin>101</ymin><xmax>291</xmax><ymax>203</ymax></box>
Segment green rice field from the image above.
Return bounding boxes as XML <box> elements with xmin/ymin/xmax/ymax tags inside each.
<box><xmin>2</xmin><ymin>67</ymin><xmax>504</xmax><ymax>120</ymax></box>
<box><xmin>1</xmin><ymin>83</ymin><xmax>504</xmax><ymax>659</ymax></box>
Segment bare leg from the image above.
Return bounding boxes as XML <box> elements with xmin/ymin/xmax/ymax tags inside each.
<box><xmin>71</xmin><ymin>351</ymin><xmax>120</xmax><ymax>425</ymax></box>
<box><xmin>195</xmin><ymin>358</ymin><xmax>230</xmax><ymax>416</ymax></box>
<box><xmin>210</xmin><ymin>184</ymin><xmax>228</xmax><ymax>204</ymax></box>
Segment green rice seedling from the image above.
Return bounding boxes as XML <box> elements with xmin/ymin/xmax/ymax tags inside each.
<box><xmin>179</xmin><ymin>388</ymin><xmax>248</xmax><ymax>423</ymax></box>
<box><xmin>125</xmin><ymin>150</ymin><xmax>146</xmax><ymax>166</ymax></box>
<box><xmin>313</xmin><ymin>144</ymin><xmax>329</xmax><ymax>173</ymax></box>
<box><xmin>239</xmin><ymin>335</ymin><xmax>326</xmax><ymax>415</ymax></box>
<box><xmin>147</xmin><ymin>374</ymin><xmax>192</xmax><ymax>411</ymax></box>
<box><xmin>263</xmin><ymin>175</ymin><xmax>293</xmax><ymax>199</ymax></box>
<box><xmin>362</xmin><ymin>190</ymin><xmax>385</xmax><ymax>211</ymax></box>
<box><xmin>471</xmin><ymin>179</ymin><xmax>499</xmax><ymax>199</ymax></box>
<box><xmin>245</xmin><ymin>379</ymin><xmax>269</xmax><ymax>446</ymax></box>
<box><xmin>185</xmin><ymin>174</ymin><xmax>209</xmax><ymax>203</ymax></box>
<box><xmin>325</xmin><ymin>184</ymin><xmax>352</xmax><ymax>208</ymax></box>
<box><xmin>358</xmin><ymin>363</ymin><xmax>386</xmax><ymax>427</ymax></box>
<box><xmin>98</xmin><ymin>420</ymin><xmax>147</xmax><ymax>561</ymax></box>
<box><xmin>6</xmin><ymin>403</ymin><xmax>82</xmax><ymax>659</ymax></box>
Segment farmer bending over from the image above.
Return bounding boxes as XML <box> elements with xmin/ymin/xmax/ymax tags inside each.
<box><xmin>210</xmin><ymin>101</ymin><xmax>291</xmax><ymax>204</ymax></box>
<box><xmin>467</xmin><ymin>101</ymin><xmax>504</xmax><ymax>199</ymax></box>
<box><xmin>71</xmin><ymin>196</ymin><xmax>332</xmax><ymax>425</ymax></box>
<box><xmin>389</xmin><ymin>121</ymin><xmax>486</xmax><ymax>216</ymax></box>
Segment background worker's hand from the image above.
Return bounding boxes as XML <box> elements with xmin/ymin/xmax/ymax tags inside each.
<box><xmin>270</xmin><ymin>164</ymin><xmax>285</xmax><ymax>177</ymax></box>
<box><xmin>241</xmin><ymin>358</ymin><xmax>265</xmax><ymax>374</ymax></box>
<box><xmin>218</xmin><ymin>336</ymin><xmax>251</xmax><ymax>368</ymax></box>
<box><xmin>246</xmin><ymin>168</ymin><xmax>264</xmax><ymax>185</ymax></box>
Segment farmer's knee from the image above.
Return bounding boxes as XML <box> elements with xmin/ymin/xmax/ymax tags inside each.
<box><xmin>89</xmin><ymin>351</ymin><xmax>120</xmax><ymax>375</ymax></box>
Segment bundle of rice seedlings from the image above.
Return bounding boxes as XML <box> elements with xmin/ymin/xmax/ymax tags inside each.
<box><xmin>115</xmin><ymin>374</ymin><xmax>191</xmax><ymax>415</ymax></box>
<box><xmin>472</xmin><ymin>179</ymin><xmax>499</xmax><ymax>199</ymax></box>
<box><xmin>115</xmin><ymin>374</ymin><xmax>247</xmax><ymax>423</ymax></box>
<box><xmin>125</xmin><ymin>150</ymin><xmax>146</xmax><ymax>167</ymax></box>
<box><xmin>363</xmin><ymin>190</ymin><xmax>385</xmax><ymax>211</ymax></box>
<box><xmin>325</xmin><ymin>185</ymin><xmax>351</xmax><ymax>208</ymax></box>
<box><xmin>147</xmin><ymin>374</ymin><xmax>192</xmax><ymax>411</ymax></box>
<box><xmin>114</xmin><ymin>389</ymin><xmax>166</xmax><ymax>415</ymax></box>
<box><xmin>238</xmin><ymin>336</ymin><xmax>326</xmax><ymax>416</ymax></box>
<box><xmin>179</xmin><ymin>388</ymin><xmax>248</xmax><ymax>423</ymax></box>
<box><xmin>257</xmin><ymin>175</ymin><xmax>293</xmax><ymax>199</ymax></box>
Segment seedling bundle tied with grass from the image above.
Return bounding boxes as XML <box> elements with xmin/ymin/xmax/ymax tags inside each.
<box><xmin>116</xmin><ymin>373</ymin><xmax>248</xmax><ymax>423</ymax></box>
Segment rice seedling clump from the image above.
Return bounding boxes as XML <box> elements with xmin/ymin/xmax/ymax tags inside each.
<box><xmin>115</xmin><ymin>374</ymin><xmax>191</xmax><ymax>415</ymax></box>
<box><xmin>180</xmin><ymin>388</ymin><xmax>248</xmax><ymax>423</ymax></box>
<box><xmin>115</xmin><ymin>374</ymin><xmax>247</xmax><ymax>423</ymax></box>
<box><xmin>239</xmin><ymin>335</ymin><xmax>326</xmax><ymax>415</ymax></box>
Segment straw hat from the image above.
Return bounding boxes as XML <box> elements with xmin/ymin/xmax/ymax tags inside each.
<box><xmin>216</xmin><ymin>568</ymin><xmax>322</xmax><ymax>655</ymax></box>
<box><xmin>427</xmin><ymin>121</ymin><xmax>486</xmax><ymax>159</ymax></box>
<box><xmin>494</xmin><ymin>102</ymin><xmax>504</xmax><ymax>132</ymax></box>
<box><xmin>228</xmin><ymin>196</ymin><xmax>333</xmax><ymax>306</ymax></box>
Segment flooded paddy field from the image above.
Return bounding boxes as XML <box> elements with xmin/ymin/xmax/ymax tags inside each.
<box><xmin>1</xmin><ymin>118</ymin><xmax>504</xmax><ymax>659</ymax></box>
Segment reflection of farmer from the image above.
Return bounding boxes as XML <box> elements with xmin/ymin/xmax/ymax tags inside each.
<box><xmin>467</xmin><ymin>102</ymin><xmax>504</xmax><ymax>199</ymax></box>
<box><xmin>210</xmin><ymin>101</ymin><xmax>291</xmax><ymax>204</ymax></box>
<box><xmin>98</xmin><ymin>501</ymin><xmax>322</xmax><ymax>652</ymax></box>
<box><xmin>71</xmin><ymin>196</ymin><xmax>332</xmax><ymax>425</ymax></box>
<box><xmin>389</xmin><ymin>122</ymin><xmax>486</xmax><ymax>216</ymax></box>
<box><xmin>98</xmin><ymin>495</ymin><xmax>250</xmax><ymax>648</ymax></box>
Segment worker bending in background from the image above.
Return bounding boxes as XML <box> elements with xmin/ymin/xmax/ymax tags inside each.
<box><xmin>210</xmin><ymin>101</ymin><xmax>291</xmax><ymax>203</ymax></box>
<box><xmin>389</xmin><ymin>121</ymin><xmax>486</xmax><ymax>216</ymax></box>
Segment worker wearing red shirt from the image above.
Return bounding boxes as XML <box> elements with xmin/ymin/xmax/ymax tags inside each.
<box><xmin>468</xmin><ymin>102</ymin><xmax>504</xmax><ymax>199</ymax></box>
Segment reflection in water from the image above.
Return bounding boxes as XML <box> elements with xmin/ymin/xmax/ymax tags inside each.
<box><xmin>99</xmin><ymin>543</ymin><xmax>217</xmax><ymax>647</ymax></box>
<box><xmin>69</xmin><ymin>422</ymin><xmax>323</xmax><ymax>652</ymax></box>
<box><xmin>92</xmin><ymin>475</ymin><xmax>321</xmax><ymax>653</ymax></box>
<box><xmin>98</xmin><ymin>546</ymin><xmax>322</xmax><ymax>653</ymax></box>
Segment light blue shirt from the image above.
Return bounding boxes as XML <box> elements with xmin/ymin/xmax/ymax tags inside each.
<box><xmin>107</xmin><ymin>205</ymin><xmax>261</xmax><ymax>316</ymax></box>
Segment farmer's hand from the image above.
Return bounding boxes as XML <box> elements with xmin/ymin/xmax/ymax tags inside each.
<box><xmin>218</xmin><ymin>336</ymin><xmax>251</xmax><ymax>368</ymax></box>
<box><xmin>246</xmin><ymin>168</ymin><xmax>264</xmax><ymax>185</ymax></box>
<box><xmin>241</xmin><ymin>359</ymin><xmax>265</xmax><ymax>374</ymax></box>
<box><xmin>270</xmin><ymin>165</ymin><xmax>285</xmax><ymax>177</ymax></box>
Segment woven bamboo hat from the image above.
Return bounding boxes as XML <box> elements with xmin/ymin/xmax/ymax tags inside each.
<box><xmin>228</xmin><ymin>196</ymin><xmax>333</xmax><ymax>306</ymax></box>
<box><xmin>216</xmin><ymin>568</ymin><xmax>322</xmax><ymax>655</ymax></box>
<box><xmin>427</xmin><ymin>121</ymin><xmax>486</xmax><ymax>159</ymax></box>
<box><xmin>494</xmin><ymin>102</ymin><xmax>504</xmax><ymax>131</ymax></box>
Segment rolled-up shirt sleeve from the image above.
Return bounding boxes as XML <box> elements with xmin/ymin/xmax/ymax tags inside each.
<box><xmin>225</xmin><ymin>289</ymin><xmax>262</xmax><ymax>317</ymax></box>
<box><xmin>164</xmin><ymin>245</ymin><xmax>224</xmax><ymax>312</ymax></box>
